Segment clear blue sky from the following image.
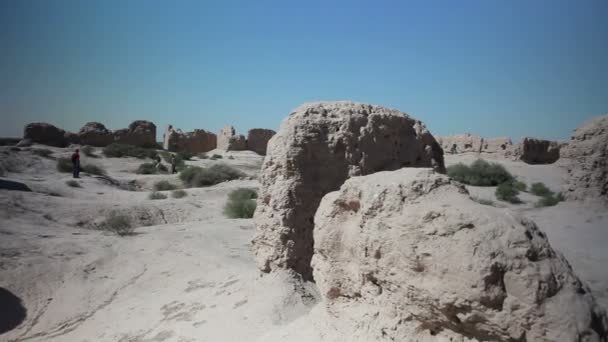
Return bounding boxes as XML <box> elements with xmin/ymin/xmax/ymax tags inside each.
<box><xmin>1</xmin><ymin>0</ymin><xmax>606</xmax><ymax>141</ymax></box>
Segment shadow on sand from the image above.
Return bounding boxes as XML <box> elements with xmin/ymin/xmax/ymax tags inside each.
<box><xmin>0</xmin><ymin>287</ymin><xmax>27</xmax><ymax>334</ymax></box>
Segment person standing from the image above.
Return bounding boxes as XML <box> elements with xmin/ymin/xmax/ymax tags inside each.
<box><xmin>170</xmin><ymin>155</ymin><xmax>177</xmax><ymax>174</ymax></box>
<box><xmin>71</xmin><ymin>149</ymin><xmax>81</xmax><ymax>178</ymax></box>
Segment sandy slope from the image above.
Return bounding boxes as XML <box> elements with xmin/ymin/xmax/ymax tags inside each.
<box><xmin>1</xmin><ymin>147</ymin><xmax>606</xmax><ymax>342</ymax></box>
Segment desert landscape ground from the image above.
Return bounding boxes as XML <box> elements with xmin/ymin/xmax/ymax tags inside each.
<box><xmin>1</xmin><ymin>102</ymin><xmax>607</xmax><ymax>342</ymax></box>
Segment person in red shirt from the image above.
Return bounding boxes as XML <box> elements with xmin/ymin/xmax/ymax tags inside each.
<box><xmin>71</xmin><ymin>149</ymin><xmax>80</xmax><ymax>178</ymax></box>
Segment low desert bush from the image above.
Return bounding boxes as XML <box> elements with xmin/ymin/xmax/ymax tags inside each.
<box><xmin>57</xmin><ymin>158</ymin><xmax>105</xmax><ymax>175</ymax></box>
<box><xmin>136</xmin><ymin>162</ymin><xmax>167</xmax><ymax>174</ymax></box>
<box><xmin>154</xmin><ymin>180</ymin><xmax>177</xmax><ymax>191</ymax></box>
<box><xmin>199</xmin><ymin>153</ymin><xmax>209</xmax><ymax>159</ymax></box>
<box><xmin>536</xmin><ymin>192</ymin><xmax>565</xmax><ymax>207</ymax></box>
<box><xmin>171</xmin><ymin>189</ymin><xmax>188</xmax><ymax>198</ymax></box>
<box><xmin>224</xmin><ymin>188</ymin><xmax>257</xmax><ymax>218</ymax></box>
<box><xmin>177</xmin><ymin>152</ymin><xmax>193</xmax><ymax>161</ymax></box>
<box><xmin>103</xmin><ymin>211</ymin><xmax>134</xmax><ymax>236</ymax></box>
<box><xmin>513</xmin><ymin>180</ymin><xmax>527</xmax><ymax>192</ymax></box>
<box><xmin>530</xmin><ymin>182</ymin><xmax>553</xmax><ymax>197</ymax></box>
<box><xmin>447</xmin><ymin>159</ymin><xmax>514</xmax><ymax>186</ymax></box>
<box><xmin>495</xmin><ymin>182</ymin><xmax>522</xmax><ymax>204</ymax></box>
<box><xmin>210</xmin><ymin>154</ymin><xmax>223</xmax><ymax>160</ymax></box>
<box><xmin>66</xmin><ymin>180</ymin><xmax>81</xmax><ymax>188</ymax></box>
<box><xmin>179</xmin><ymin>164</ymin><xmax>244</xmax><ymax>187</ymax></box>
<box><xmin>56</xmin><ymin>158</ymin><xmax>73</xmax><ymax>173</ymax></box>
<box><xmin>103</xmin><ymin>143</ymin><xmax>158</xmax><ymax>159</ymax></box>
<box><xmin>148</xmin><ymin>191</ymin><xmax>167</xmax><ymax>200</ymax></box>
<box><xmin>159</xmin><ymin>151</ymin><xmax>172</xmax><ymax>163</ymax></box>
<box><xmin>32</xmin><ymin>148</ymin><xmax>54</xmax><ymax>158</ymax></box>
<box><xmin>81</xmin><ymin>164</ymin><xmax>106</xmax><ymax>175</ymax></box>
<box><xmin>82</xmin><ymin>145</ymin><xmax>97</xmax><ymax>157</ymax></box>
<box><xmin>228</xmin><ymin>155</ymin><xmax>235</xmax><ymax>160</ymax></box>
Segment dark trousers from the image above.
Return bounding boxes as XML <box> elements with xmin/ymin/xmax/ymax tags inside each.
<box><xmin>73</xmin><ymin>163</ymin><xmax>80</xmax><ymax>178</ymax></box>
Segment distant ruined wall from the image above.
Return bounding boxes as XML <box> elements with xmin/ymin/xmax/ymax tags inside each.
<box><xmin>163</xmin><ymin>125</ymin><xmax>217</xmax><ymax>153</ymax></box>
<box><xmin>438</xmin><ymin>134</ymin><xmax>513</xmax><ymax>155</ymax></box>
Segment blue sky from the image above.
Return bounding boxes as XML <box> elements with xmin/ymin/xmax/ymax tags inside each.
<box><xmin>1</xmin><ymin>0</ymin><xmax>606</xmax><ymax>141</ymax></box>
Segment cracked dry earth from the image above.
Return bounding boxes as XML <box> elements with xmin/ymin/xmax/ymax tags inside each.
<box><xmin>1</xmin><ymin>147</ymin><xmax>314</xmax><ymax>342</ymax></box>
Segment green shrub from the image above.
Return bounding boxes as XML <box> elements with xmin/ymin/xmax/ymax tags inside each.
<box><xmin>530</xmin><ymin>182</ymin><xmax>553</xmax><ymax>197</ymax></box>
<box><xmin>103</xmin><ymin>143</ymin><xmax>158</xmax><ymax>159</ymax></box>
<box><xmin>154</xmin><ymin>180</ymin><xmax>177</xmax><ymax>191</ymax></box>
<box><xmin>177</xmin><ymin>152</ymin><xmax>193</xmax><ymax>161</ymax></box>
<box><xmin>179</xmin><ymin>164</ymin><xmax>245</xmax><ymax>187</ymax></box>
<box><xmin>447</xmin><ymin>159</ymin><xmax>514</xmax><ymax>186</ymax></box>
<box><xmin>136</xmin><ymin>162</ymin><xmax>167</xmax><ymax>174</ymax></box>
<box><xmin>148</xmin><ymin>191</ymin><xmax>167</xmax><ymax>200</ymax></box>
<box><xmin>57</xmin><ymin>158</ymin><xmax>105</xmax><ymax>175</ymax></box>
<box><xmin>513</xmin><ymin>181</ymin><xmax>527</xmax><ymax>192</ymax></box>
<box><xmin>495</xmin><ymin>182</ymin><xmax>522</xmax><ymax>204</ymax></box>
<box><xmin>56</xmin><ymin>157</ymin><xmax>73</xmax><ymax>173</ymax></box>
<box><xmin>103</xmin><ymin>211</ymin><xmax>134</xmax><ymax>236</ymax></box>
<box><xmin>32</xmin><ymin>148</ymin><xmax>54</xmax><ymax>158</ymax></box>
<box><xmin>536</xmin><ymin>192</ymin><xmax>565</xmax><ymax>207</ymax></box>
<box><xmin>224</xmin><ymin>188</ymin><xmax>257</xmax><ymax>218</ymax></box>
<box><xmin>81</xmin><ymin>164</ymin><xmax>106</xmax><ymax>175</ymax></box>
<box><xmin>66</xmin><ymin>180</ymin><xmax>81</xmax><ymax>188</ymax></box>
<box><xmin>210</xmin><ymin>154</ymin><xmax>223</xmax><ymax>160</ymax></box>
<box><xmin>171</xmin><ymin>189</ymin><xmax>188</xmax><ymax>198</ymax></box>
<box><xmin>159</xmin><ymin>151</ymin><xmax>172</xmax><ymax>163</ymax></box>
<box><xmin>82</xmin><ymin>145</ymin><xmax>97</xmax><ymax>158</ymax></box>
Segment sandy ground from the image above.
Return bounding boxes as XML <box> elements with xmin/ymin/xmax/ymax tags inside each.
<box><xmin>1</xmin><ymin>147</ymin><xmax>606</xmax><ymax>341</ymax></box>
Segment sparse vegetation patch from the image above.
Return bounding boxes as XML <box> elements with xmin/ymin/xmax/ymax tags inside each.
<box><xmin>103</xmin><ymin>143</ymin><xmax>158</xmax><ymax>159</ymax></box>
<box><xmin>154</xmin><ymin>180</ymin><xmax>177</xmax><ymax>191</ymax></box>
<box><xmin>103</xmin><ymin>211</ymin><xmax>134</xmax><ymax>236</ymax></box>
<box><xmin>224</xmin><ymin>188</ymin><xmax>257</xmax><ymax>218</ymax></box>
<box><xmin>447</xmin><ymin>159</ymin><xmax>514</xmax><ymax>186</ymax></box>
<box><xmin>179</xmin><ymin>164</ymin><xmax>244</xmax><ymax>187</ymax></box>
<box><xmin>32</xmin><ymin>148</ymin><xmax>54</xmax><ymax>158</ymax></box>
<box><xmin>171</xmin><ymin>189</ymin><xmax>187</xmax><ymax>198</ymax></box>
<box><xmin>495</xmin><ymin>182</ymin><xmax>522</xmax><ymax>204</ymax></box>
<box><xmin>148</xmin><ymin>191</ymin><xmax>167</xmax><ymax>200</ymax></box>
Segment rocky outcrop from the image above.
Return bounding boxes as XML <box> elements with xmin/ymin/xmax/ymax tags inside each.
<box><xmin>78</xmin><ymin>122</ymin><xmax>112</xmax><ymax>146</ymax></box>
<box><xmin>113</xmin><ymin>120</ymin><xmax>157</xmax><ymax>148</ymax></box>
<box><xmin>217</xmin><ymin>125</ymin><xmax>247</xmax><ymax>151</ymax></box>
<box><xmin>23</xmin><ymin>123</ymin><xmax>69</xmax><ymax>147</ymax></box>
<box><xmin>438</xmin><ymin>133</ymin><xmax>483</xmax><ymax>154</ymax></box>
<box><xmin>246</xmin><ymin>129</ymin><xmax>276</xmax><ymax>155</ymax></box>
<box><xmin>562</xmin><ymin>114</ymin><xmax>608</xmax><ymax>205</ymax></box>
<box><xmin>253</xmin><ymin>101</ymin><xmax>445</xmax><ymax>281</ymax></box>
<box><xmin>312</xmin><ymin>168</ymin><xmax>608</xmax><ymax>342</ymax></box>
<box><xmin>514</xmin><ymin>137</ymin><xmax>561</xmax><ymax>164</ymax></box>
<box><xmin>163</xmin><ymin>125</ymin><xmax>217</xmax><ymax>153</ymax></box>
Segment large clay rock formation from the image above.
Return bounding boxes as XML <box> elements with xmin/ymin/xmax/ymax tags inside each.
<box><xmin>163</xmin><ymin>125</ymin><xmax>217</xmax><ymax>153</ymax></box>
<box><xmin>253</xmin><ymin>101</ymin><xmax>445</xmax><ymax>281</ymax></box>
<box><xmin>23</xmin><ymin>122</ymin><xmax>68</xmax><ymax>147</ymax></box>
<box><xmin>217</xmin><ymin>125</ymin><xmax>247</xmax><ymax>151</ymax></box>
<box><xmin>113</xmin><ymin>120</ymin><xmax>157</xmax><ymax>148</ymax></box>
<box><xmin>246</xmin><ymin>128</ymin><xmax>276</xmax><ymax>155</ymax></box>
<box><xmin>313</xmin><ymin>168</ymin><xmax>608</xmax><ymax>342</ymax></box>
<box><xmin>514</xmin><ymin>137</ymin><xmax>561</xmax><ymax>164</ymax></box>
<box><xmin>438</xmin><ymin>133</ymin><xmax>483</xmax><ymax>154</ymax></box>
<box><xmin>78</xmin><ymin>122</ymin><xmax>113</xmax><ymax>146</ymax></box>
<box><xmin>561</xmin><ymin>114</ymin><xmax>608</xmax><ymax>205</ymax></box>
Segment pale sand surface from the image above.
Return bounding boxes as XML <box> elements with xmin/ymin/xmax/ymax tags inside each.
<box><xmin>1</xmin><ymin>147</ymin><xmax>606</xmax><ymax>341</ymax></box>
